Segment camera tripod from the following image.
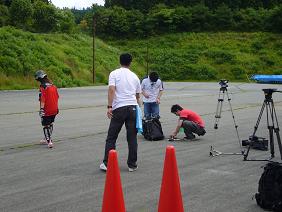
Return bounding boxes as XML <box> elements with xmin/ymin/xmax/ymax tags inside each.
<box><xmin>243</xmin><ymin>89</ymin><xmax>282</xmax><ymax>161</ymax></box>
<box><xmin>210</xmin><ymin>80</ymin><xmax>244</xmax><ymax>157</ymax></box>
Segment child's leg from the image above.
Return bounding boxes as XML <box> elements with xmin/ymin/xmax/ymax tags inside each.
<box><xmin>43</xmin><ymin>124</ymin><xmax>54</xmax><ymax>148</ymax></box>
<box><xmin>50</xmin><ymin>123</ymin><xmax>53</xmax><ymax>135</ymax></box>
<box><xmin>41</xmin><ymin>116</ymin><xmax>56</xmax><ymax>147</ymax></box>
<box><xmin>43</xmin><ymin>125</ymin><xmax>52</xmax><ymax>142</ymax></box>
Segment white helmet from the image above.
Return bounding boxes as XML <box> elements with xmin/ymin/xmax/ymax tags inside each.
<box><xmin>34</xmin><ymin>70</ymin><xmax>47</xmax><ymax>80</ymax></box>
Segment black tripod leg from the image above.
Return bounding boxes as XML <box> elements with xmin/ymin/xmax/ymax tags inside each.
<box><xmin>266</xmin><ymin>102</ymin><xmax>275</xmax><ymax>158</ymax></box>
<box><xmin>269</xmin><ymin>126</ymin><xmax>275</xmax><ymax>158</ymax></box>
<box><xmin>244</xmin><ymin>101</ymin><xmax>266</xmax><ymax>160</ymax></box>
<box><xmin>274</xmin><ymin>129</ymin><xmax>282</xmax><ymax>160</ymax></box>
<box><xmin>271</xmin><ymin>101</ymin><xmax>282</xmax><ymax>160</ymax></box>
<box><xmin>226</xmin><ymin>90</ymin><xmax>243</xmax><ymax>151</ymax></box>
<box><xmin>253</xmin><ymin>101</ymin><xmax>266</xmax><ymax>136</ymax></box>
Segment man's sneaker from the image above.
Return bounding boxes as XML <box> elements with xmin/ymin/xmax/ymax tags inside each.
<box><xmin>47</xmin><ymin>141</ymin><xmax>54</xmax><ymax>148</ymax></box>
<box><xmin>128</xmin><ymin>166</ymin><xmax>138</xmax><ymax>172</ymax></box>
<box><xmin>40</xmin><ymin>139</ymin><xmax>47</xmax><ymax>145</ymax></box>
<box><xmin>100</xmin><ymin>163</ymin><xmax>107</xmax><ymax>171</ymax></box>
<box><xmin>183</xmin><ymin>135</ymin><xmax>196</xmax><ymax>141</ymax></box>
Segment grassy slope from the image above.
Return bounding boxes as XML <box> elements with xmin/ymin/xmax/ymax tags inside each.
<box><xmin>0</xmin><ymin>27</ymin><xmax>145</xmax><ymax>90</ymax></box>
<box><xmin>109</xmin><ymin>32</ymin><xmax>282</xmax><ymax>81</ymax></box>
<box><xmin>1</xmin><ymin>28</ymin><xmax>282</xmax><ymax>90</ymax></box>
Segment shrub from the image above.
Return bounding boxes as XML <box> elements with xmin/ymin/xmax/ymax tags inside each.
<box><xmin>231</xmin><ymin>67</ymin><xmax>246</xmax><ymax>79</ymax></box>
<box><xmin>204</xmin><ymin>50</ymin><xmax>235</xmax><ymax>64</ymax></box>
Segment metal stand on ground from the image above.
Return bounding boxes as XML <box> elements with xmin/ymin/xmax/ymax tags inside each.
<box><xmin>210</xmin><ymin>80</ymin><xmax>244</xmax><ymax>157</ymax></box>
<box><xmin>209</xmin><ymin>146</ymin><xmax>243</xmax><ymax>156</ymax></box>
<box><xmin>243</xmin><ymin>89</ymin><xmax>282</xmax><ymax>161</ymax></box>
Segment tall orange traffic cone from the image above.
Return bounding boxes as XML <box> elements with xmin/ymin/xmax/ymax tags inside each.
<box><xmin>102</xmin><ymin>150</ymin><xmax>125</xmax><ymax>212</ymax></box>
<box><xmin>158</xmin><ymin>145</ymin><xmax>184</xmax><ymax>212</ymax></box>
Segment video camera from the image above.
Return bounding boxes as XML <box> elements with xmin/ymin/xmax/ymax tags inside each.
<box><xmin>242</xmin><ymin>135</ymin><xmax>268</xmax><ymax>151</ymax></box>
<box><xmin>219</xmin><ymin>79</ymin><xmax>228</xmax><ymax>88</ymax></box>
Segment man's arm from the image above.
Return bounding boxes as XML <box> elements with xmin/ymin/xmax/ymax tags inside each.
<box><xmin>156</xmin><ymin>81</ymin><xmax>164</xmax><ymax>104</ymax></box>
<box><xmin>136</xmin><ymin>93</ymin><xmax>141</xmax><ymax>106</ymax></box>
<box><xmin>156</xmin><ymin>90</ymin><xmax>163</xmax><ymax>104</ymax></box>
<box><xmin>141</xmin><ymin>81</ymin><xmax>149</xmax><ymax>98</ymax></box>
<box><xmin>142</xmin><ymin>90</ymin><xmax>149</xmax><ymax>98</ymax></box>
<box><xmin>136</xmin><ymin>78</ymin><xmax>142</xmax><ymax>105</ymax></box>
<box><xmin>107</xmin><ymin>85</ymin><xmax>115</xmax><ymax>118</ymax></box>
<box><xmin>171</xmin><ymin>118</ymin><xmax>183</xmax><ymax>137</ymax></box>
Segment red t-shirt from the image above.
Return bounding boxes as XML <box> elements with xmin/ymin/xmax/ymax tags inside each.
<box><xmin>179</xmin><ymin>109</ymin><xmax>205</xmax><ymax>128</ymax></box>
<box><xmin>40</xmin><ymin>84</ymin><xmax>59</xmax><ymax>116</ymax></box>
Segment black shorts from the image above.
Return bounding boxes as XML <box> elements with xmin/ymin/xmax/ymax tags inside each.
<box><xmin>41</xmin><ymin>115</ymin><xmax>56</xmax><ymax>126</ymax></box>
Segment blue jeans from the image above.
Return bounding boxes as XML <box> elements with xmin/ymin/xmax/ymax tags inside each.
<box><xmin>144</xmin><ymin>102</ymin><xmax>160</xmax><ymax>119</ymax></box>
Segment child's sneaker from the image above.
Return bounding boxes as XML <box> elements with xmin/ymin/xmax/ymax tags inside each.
<box><xmin>47</xmin><ymin>141</ymin><xmax>54</xmax><ymax>148</ymax></box>
<box><xmin>40</xmin><ymin>139</ymin><xmax>47</xmax><ymax>145</ymax></box>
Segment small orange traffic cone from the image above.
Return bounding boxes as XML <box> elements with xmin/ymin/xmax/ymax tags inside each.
<box><xmin>102</xmin><ymin>150</ymin><xmax>125</xmax><ymax>212</ymax></box>
<box><xmin>158</xmin><ymin>145</ymin><xmax>184</xmax><ymax>212</ymax></box>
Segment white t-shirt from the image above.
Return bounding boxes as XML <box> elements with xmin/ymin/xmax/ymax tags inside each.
<box><xmin>108</xmin><ymin>67</ymin><xmax>141</xmax><ymax>110</ymax></box>
<box><xmin>141</xmin><ymin>77</ymin><xmax>164</xmax><ymax>103</ymax></box>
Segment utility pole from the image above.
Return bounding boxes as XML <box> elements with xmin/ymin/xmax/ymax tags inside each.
<box><xmin>146</xmin><ymin>42</ymin><xmax>149</xmax><ymax>76</ymax></box>
<box><xmin>92</xmin><ymin>15</ymin><xmax>96</xmax><ymax>84</ymax></box>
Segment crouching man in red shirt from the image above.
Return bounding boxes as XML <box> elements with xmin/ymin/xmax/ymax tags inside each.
<box><xmin>170</xmin><ymin>104</ymin><xmax>206</xmax><ymax>140</ymax></box>
<box><xmin>35</xmin><ymin>70</ymin><xmax>59</xmax><ymax>148</ymax></box>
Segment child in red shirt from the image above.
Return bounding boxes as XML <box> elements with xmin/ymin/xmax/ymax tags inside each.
<box><xmin>35</xmin><ymin>70</ymin><xmax>59</xmax><ymax>148</ymax></box>
<box><xmin>170</xmin><ymin>104</ymin><xmax>206</xmax><ymax>140</ymax></box>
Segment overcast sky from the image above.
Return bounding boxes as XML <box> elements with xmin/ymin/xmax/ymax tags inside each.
<box><xmin>51</xmin><ymin>0</ymin><xmax>104</xmax><ymax>9</ymax></box>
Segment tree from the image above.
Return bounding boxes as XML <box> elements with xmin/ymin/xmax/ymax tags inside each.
<box><xmin>32</xmin><ymin>0</ymin><xmax>57</xmax><ymax>32</ymax></box>
<box><xmin>56</xmin><ymin>9</ymin><xmax>76</xmax><ymax>33</ymax></box>
<box><xmin>0</xmin><ymin>4</ymin><xmax>9</xmax><ymax>26</ymax></box>
<box><xmin>31</xmin><ymin>0</ymin><xmax>50</xmax><ymax>3</ymax></box>
<box><xmin>267</xmin><ymin>5</ymin><xmax>282</xmax><ymax>32</ymax></box>
<box><xmin>172</xmin><ymin>6</ymin><xmax>192</xmax><ymax>32</ymax></box>
<box><xmin>190</xmin><ymin>4</ymin><xmax>212</xmax><ymax>31</ymax></box>
<box><xmin>9</xmin><ymin>0</ymin><xmax>33</xmax><ymax>29</ymax></box>
<box><xmin>213</xmin><ymin>4</ymin><xmax>234</xmax><ymax>30</ymax></box>
<box><xmin>79</xmin><ymin>19</ymin><xmax>88</xmax><ymax>32</ymax></box>
<box><xmin>149</xmin><ymin>5</ymin><xmax>175</xmax><ymax>32</ymax></box>
<box><xmin>0</xmin><ymin>0</ymin><xmax>12</xmax><ymax>7</ymax></box>
<box><xmin>233</xmin><ymin>8</ymin><xmax>267</xmax><ymax>31</ymax></box>
<box><xmin>126</xmin><ymin>9</ymin><xmax>145</xmax><ymax>36</ymax></box>
<box><xmin>106</xmin><ymin>6</ymin><xmax>130</xmax><ymax>36</ymax></box>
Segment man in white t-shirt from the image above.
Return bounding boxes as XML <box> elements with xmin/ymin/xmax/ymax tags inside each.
<box><xmin>141</xmin><ymin>71</ymin><xmax>164</xmax><ymax>119</ymax></box>
<box><xmin>100</xmin><ymin>53</ymin><xmax>141</xmax><ymax>172</ymax></box>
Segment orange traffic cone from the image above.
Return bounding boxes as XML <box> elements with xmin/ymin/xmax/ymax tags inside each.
<box><xmin>158</xmin><ymin>145</ymin><xmax>184</xmax><ymax>212</ymax></box>
<box><xmin>102</xmin><ymin>150</ymin><xmax>126</xmax><ymax>212</ymax></box>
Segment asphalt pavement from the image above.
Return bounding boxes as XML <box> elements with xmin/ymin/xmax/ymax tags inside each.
<box><xmin>0</xmin><ymin>82</ymin><xmax>282</xmax><ymax>212</ymax></box>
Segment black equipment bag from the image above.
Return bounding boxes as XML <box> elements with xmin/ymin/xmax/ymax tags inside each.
<box><xmin>255</xmin><ymin>162</ymin><xmax>282</xmax><ymax>211</ymax></box>
<box><xmin>142</xmin><ymin>118</ymin><xmax>164</xmax><ymax>141</ymax></box>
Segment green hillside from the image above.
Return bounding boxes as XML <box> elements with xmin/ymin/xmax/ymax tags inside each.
<box><xmin>1</xmin><ymin>27</ymin><xmax>282</xmax><ymax>90</ymax></box>
<box><xmin>0</xmin><ymin>27</ymin><xmax>145</xmax><ymax>90</ymax></box>
<box><xmin>110</xmin><ymin>32</ymin><xmax>282</xmax><ymax>81</ymax></box>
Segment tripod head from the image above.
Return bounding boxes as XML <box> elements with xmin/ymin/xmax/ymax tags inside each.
<box><xmin>219</xmin><ymin>79</ymin><xmax>228</xmax><ymax>91</ymax></box>
<box><xmin>262</xmin><ymin>89</ymin><xmax>282</xmax><ymax>101</ymax></box>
